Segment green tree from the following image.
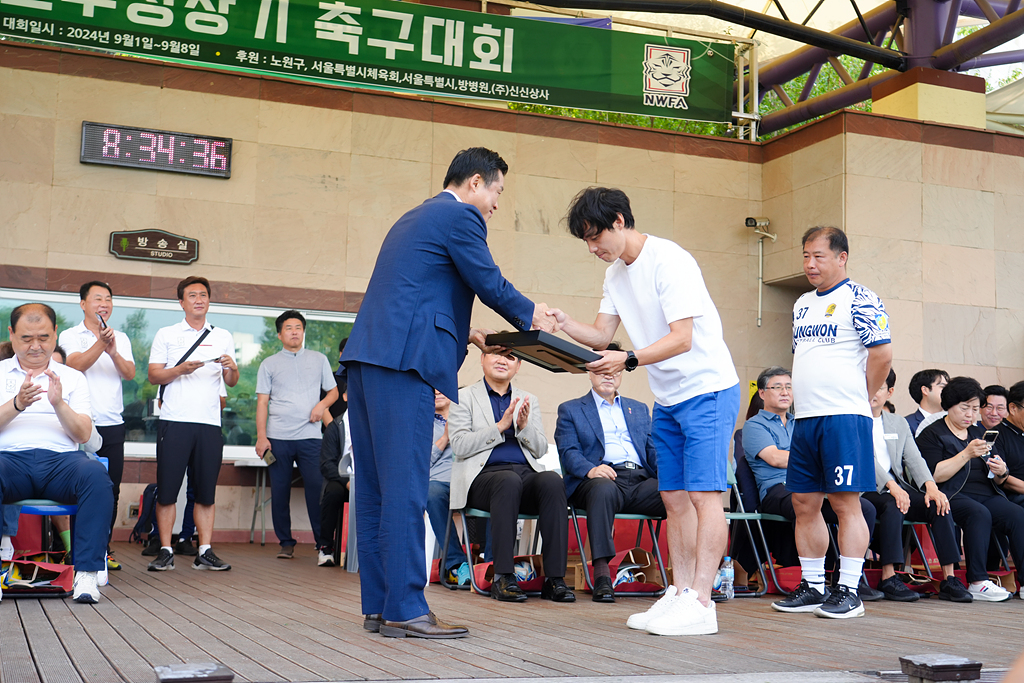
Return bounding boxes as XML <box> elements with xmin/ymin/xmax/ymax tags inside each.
<box><xmin>508</xmin><ymin>103</ymin><xmax>734</xmax><ymax>137</ymax></box>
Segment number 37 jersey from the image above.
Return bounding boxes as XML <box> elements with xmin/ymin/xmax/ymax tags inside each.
<box><xmin>792</xmin><ymin>278</ymin><xmax>891</xmax><ymax>419</ymax></box>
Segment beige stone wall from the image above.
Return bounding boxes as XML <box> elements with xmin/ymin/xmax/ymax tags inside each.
<box><xmin>759</xmin><ymin>126</ymin><xmax>1024</xmax><ymax>414</ymax></box>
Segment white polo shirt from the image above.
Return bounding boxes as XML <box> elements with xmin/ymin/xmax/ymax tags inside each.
<box><xmin>58</xmin><ymin>322</ymin><xmax>134</xmax><ymax>427</ymax></box>
<box><xmin>598</xmin><ymin>234</ymin><xmax>738</xmax><ymax>406</ymax></box>
<box><xmin>149</xmin><ymin>319</ymin><xmax>235</xmax><ymax>427</ymax></box>
<box><xmin>0</xmin><ymin>357</ymin><xmax>91</xmax><ymax>453</ymax></box>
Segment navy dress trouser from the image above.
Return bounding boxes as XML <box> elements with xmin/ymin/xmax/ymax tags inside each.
<box><xmin>0</xmin><ymin>448</ymin><xmax>113</xmax><ymax>572</ymax></box>
<box><xmin>346</xmin><ymin>362</ymin><xmax>436</xmax><ymax>622</ymax></box>
<box><xmin>267</xmin><ymin>438</ymin><xmax>324</xmax><ymax>548</ymax></box>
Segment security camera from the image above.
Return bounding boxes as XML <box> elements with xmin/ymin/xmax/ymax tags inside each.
<box><xmin>745</xmin><ymin>217</ymin><xmax>770</xmax><ymax>228</ymax></box>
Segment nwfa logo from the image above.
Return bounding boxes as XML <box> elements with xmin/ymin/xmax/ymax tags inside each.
<box><xmin>642</xmin><ymin>44</ymin><xmax>691</xmax><ymax>110</ymax></box>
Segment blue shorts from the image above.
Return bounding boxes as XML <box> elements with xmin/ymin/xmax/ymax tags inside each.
<box><xmin>652</xmin><ymin>383</ymin><xmax>741</xmax><ymax>492</ymax></box>
<box><xmin>787</xmin><ymin>414</ymin><xmax>875</xmax><ymax>493</ymax></box>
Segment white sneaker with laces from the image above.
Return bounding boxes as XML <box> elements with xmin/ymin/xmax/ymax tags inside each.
<box><xmin>626</xmin><ymin>585</ymin><xmax>679</xmax><ymax>630</ymax></box>
<box><xmin>645</xmin><ymin>588</ymin><xmax>719</xmax><ymax>636</ymax></box>
<box><xmin>318</xmin><ymin>550</ymin><xmax>335</xmax><ymax>567</ymax></box>
<box><xmin>969</xmin><ymin>580</ymin><xmax>1011</xmax><ymax>602</ymax></box>
<box><xmin>73</xmin><ymin>571</ymin><xmax>100</xmax><ymax>604</ymax></box>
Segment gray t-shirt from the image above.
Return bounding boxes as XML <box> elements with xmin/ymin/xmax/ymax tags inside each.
<box><xmin>256</xmin><ymin>348</ymin><xmax>336</xmax><ymax>440</ymax></box>
<box><xmin>430</xmin><ymin>415</ymin><xmax>454</xmax><ymax>483</ymax></box>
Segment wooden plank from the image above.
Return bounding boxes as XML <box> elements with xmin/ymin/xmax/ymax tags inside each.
<box><xmin>0</xmin><ymin>600</ymin><xmax>42</xmax><ymax>683</ymax></box>
<box><xmin>17</xmin><ymin>599</ymin><xmax>81</xmax><ymax>683</ymax></box>
<box><xmin>41</xmin><ymin>599</ymin><xmax>125</xmax><ymax>683</ymax></box>
<box><xmin>70</xmin><ymin>595</ymin><xmax>175</xmax><ymax>683</ymax></box>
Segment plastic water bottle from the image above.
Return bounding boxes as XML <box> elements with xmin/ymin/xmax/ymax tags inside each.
<box><xmin>721</xmin><ymin>556</ymin><xmax>734</xmax><ymax>600</ymax></box>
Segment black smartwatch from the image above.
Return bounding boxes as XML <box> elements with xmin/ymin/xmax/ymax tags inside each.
<box><xmin>624</xmin><ymin>350</ymin><xmax>639</xmax><ymax>372</ymax></box>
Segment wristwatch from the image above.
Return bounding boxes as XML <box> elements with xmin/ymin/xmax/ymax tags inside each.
<box><xmin>624</xmin><ymin>350</ymin><xmax>639</xmax><ymax>372</ymax></box>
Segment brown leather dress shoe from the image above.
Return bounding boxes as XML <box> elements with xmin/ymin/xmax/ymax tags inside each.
<box><xmin>379</xmin><ymin>612</ymin><xmax>469</xmax><ymax>639</ymax></box>
<box><xmin>363</xmin><ymin>614</ymin><xmax>383</xmax><ymax>632</ymax></box>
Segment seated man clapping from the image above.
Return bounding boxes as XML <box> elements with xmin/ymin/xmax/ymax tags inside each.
<box><xmin>449</xmin><ymin>350</ymin><xmax>574</xmax><ymax>603</ymax></box>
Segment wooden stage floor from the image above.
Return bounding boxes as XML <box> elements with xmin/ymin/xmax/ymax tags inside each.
<box><xmin>2</xmin><ymin>542</ymin><xmax>1022</xmax><ymax>683</ymax></box>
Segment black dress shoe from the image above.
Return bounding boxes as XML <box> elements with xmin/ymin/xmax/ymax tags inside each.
<box><xmin>380</xmin><ymin>612</ymin><xmax>469</xmax><ymax>639</ymax></box>
<box><xmin>592</xmin><ymin>575</ymin><xmax>615</xmax><ymax>603</ymax></box>
<box><xmin>363</xmin><ymin>614</ymin><xmax>383</xmax><ymax>632</ymax></box>
<box><xmin>541</xmin><ymin>577</ymin><xmax>576</xmax><ymax>603</ymax></box>
<box><xmin>490</xmin><ymin>573</ymin><xmax>528</xmax><ymax>602</ymax></box>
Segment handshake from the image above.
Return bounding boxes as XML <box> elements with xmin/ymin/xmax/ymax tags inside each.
<box><xmin>532</xmin><ymin>302</ymin><xmax>565</xmax><ymax>334</ymax></box>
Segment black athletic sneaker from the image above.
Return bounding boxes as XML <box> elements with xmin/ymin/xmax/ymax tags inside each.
<box><xmin>147</xmin><ymin>548</ymin><xmax>175</xmax><ymax>572</ymax></box>
<box><xmin>174</xmin><ymin>538</ymin><xmax>199</xmax><ymax>556</ymax></box>
<box><xmin>771</xmin><ymin>580</ymin><xmax>829</xmax><ymax>613</ymax></box>
<box><xmin>879</xmin><ymin>575</ymin><xmax>920</xmax><ymax>602</ymax></box>
<box><xmin>938</xmin><ymin>576</ymin><xmax>973</xmax><ymax>603</ymax></box>
<box><xmin>813</xmin><ymin>584</ymin><xmax>865</xmax><ymax>619</ymax></box>
<box><xmin>141</xmin><ymin>536</ymin><xmax>161</xmax><ymax>557</ymax></box>
<box><xmin>193</xmin><ymin>548</ymin><xmax>231</xmax><ymax>571</ymax></box>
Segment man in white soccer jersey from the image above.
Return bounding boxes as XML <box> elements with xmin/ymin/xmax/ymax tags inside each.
<box><xmin>771</xmin><ymin>226</ymin><xmax>892</xmax><ymax>619</ymax></box>
<box><xmin>551</xmin><ymin>187</ymin><xmax>740</xmax><ymax>636</ymax></box>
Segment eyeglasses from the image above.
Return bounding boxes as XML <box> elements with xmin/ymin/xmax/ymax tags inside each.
<box><xmin>765</xmin><ymin>384</ymin><xmax>793</xmax><ymax>392</ymax></box>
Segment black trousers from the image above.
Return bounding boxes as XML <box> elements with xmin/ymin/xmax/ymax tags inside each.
<box><xmin>568</xmin><ymin>467</ymin><xmax>665</xmax><ymax>561</ymax></box>
<box><xmin>96</xmin><ymin>423</ymin><xmax>125</xmax><ymax>547</ymax></box>
<box><xmin>950</xmin><ymin>492</ymin><xmax>1024</xmax><ymax>583</ymax></box>
<box><xmin>863</xmin><ymin>486</ymin><xmax>960</xmax><ymax>567</ymax></box>
<box><xmin>320</xmin><ymin>479</ymin><xmax>349</xmax><ymax>553</ymax></box>
<box><xmin>466</xmin><ymin>462</ymin><xmax>568</xmax><ymax>577</ymax></box>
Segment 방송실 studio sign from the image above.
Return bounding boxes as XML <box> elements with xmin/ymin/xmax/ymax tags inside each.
<box><xmin>110</xmin><ymin>230</ymin><xmax>199</xmax><ymax>264</ymax></box>
<box><xmin>0</xmin><ymin>0</ymin><xmax>735</xmax><ymax>122</ymax></box>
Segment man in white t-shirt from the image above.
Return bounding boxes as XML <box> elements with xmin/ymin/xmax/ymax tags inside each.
<box><xmin>552</xmin><ymin>187</ymin><xmax>740</xmax><ymax>636</ymax></box>
<box><xmin>147</xmin><ymin>276</ymin><xmax>238</xmax><ymax>574</ymax></box>
<box><xmin>770</xmin><ymin>226</ymin><xmax>892</xmax><ymax>620</ymax></box>
<box><xmin>59</xmin><ymin>280</ymin><xmax>136</xmax><ymax>571</ymax></box>
<box><xmin>0</xmin><ymin>303</ymin><xmax>113</xmax><ymax>604</ymax></box>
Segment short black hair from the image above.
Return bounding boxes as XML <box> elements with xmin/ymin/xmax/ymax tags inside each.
<box><xmin>177</xmin><ymin>276</ymin><xmax>211</xmax><ymax>300</ymax></box>
<box><xmin>884</xmin><ymin>401</ymin><xmax>896</xmax><ymax>413</ymax></box>
<box><xmin>276</xmin><ymin>310</ymin><xmax>306</xmax><ymax>333</ymax></box>
<box><xmin>338</xmin><ymin>337</ymin><xmax>348</xmax><ymax>354</ymax></box>
<box><xmin>982</xmin><ymin>385</ymin><xmax>1008</xmax><ymax>407</ymax></box>
<box><xmin>885</xmin><ymin>368</ymin><xmax>897</xmax><ymax>390</ymax></box>
<box><xmin>756</xmin><ymin>366</ymin><xmax>791</xmax><ymax>391</ymax></box>
<box><xmin>1007</xmin><ymin>381</ymin><xmax>1024</xmax><ymax>409</ymax></box>
<box><xmin>10</xmin><ymin>303</ymin><xmax>56</xmax><ymax>331</ymax></box>
<box><xmin>565</xmin><ymin>187</ymin><xmax>635</xmax><ymax>240</ymax></box>
<box><xmin>80</xmin><ymin>281</ymin><xmax>112</xmax><ymax>300</ymax></box>
<box><xmin>0</xmin><ymin>341</ymin><xmax>13</xmax><ymax>361</ymax></box>
<box><xmin>53</xmin><ymin>344</ymin><xmax>67</xmax><ymax>363</ymax></box>
<box><xmin>443</xmin><ymin>148</ymin><xmax>508</xmax><ymax>189</ymax></box>
<box><xmin>908</xmin><ymin>369</ymin><xmax>950</xmax><ymax>403</ymax></box>
<box><xmin>940</xmin><ymin>376</ymin><xmax>985</xmax><ymax>411</ymax></box>
<box><xmin>802</xmin><ymin>226</ymin><xmax>849</xmax><ymax>257</ymax></box>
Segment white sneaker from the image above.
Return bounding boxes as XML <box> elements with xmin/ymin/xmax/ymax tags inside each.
<box><xmin>969</xmin><ymin>580</ymin><xmax>1012</xmax><ymax>602</ymax></box>
<box><xmin>0</xmin><ymin>535</ymin><xmax>13</xmax><ymax>562</ymax></box>
<box><xmin>73</xmin><ymin>571</ymin><xmax>100</xmax><ymax>604</ymax></box>
<box><xmin>645</xmin><ymin>588</ymin><xmax>719</xmax><ymax>636</ymax></box>
<box><xmin>626</xmin><ymin>585</ymin><xmax>679</xmax><ymax>630</ymax></box>
<box><xmin>317</xmin><ymin>550</ymin><xmax>335</xmax><ymax>567</ymax></box>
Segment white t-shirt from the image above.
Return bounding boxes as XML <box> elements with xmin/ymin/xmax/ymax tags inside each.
<box><xmin>792</xmin><ymin>278</ymin><xmax>891</xmax><ymax>419</ymax></box>
<box><xmin>58</xmin><ymin>322</ymin><xmax>134</xmax><ymax>427</ymax></box>
<box><xmin>149</xmin><ymin>319</ymin><xmax>236</xmax><ymax>427</ymax></box>
<box><xmin>0</xmin><ymin>357</ymin><xmax>91</xmax><ymax>453</ymax></box>
<box><xmin>599</xmin><ymin>234</ymin><xmax>738</xmax><ymax>406</ymax></box>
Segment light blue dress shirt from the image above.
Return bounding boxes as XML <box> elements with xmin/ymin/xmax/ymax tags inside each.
<box><xmin>591</xmin><ymin>390</ymin><xmax>642</xmax><ymax>466</ymax></box>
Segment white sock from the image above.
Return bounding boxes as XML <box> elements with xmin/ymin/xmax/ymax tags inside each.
<box><xmin>799</xmin><ymin>556</ymin><xmax>826</xmax><ymax>592</ymax></box>
<box><xmin>199</xmin><ymin>544</ymin><xmax>211</xmax><ymax>555</ymax></box>
<box><xmin>838</xmin><ymin>555</ymin><xmax>864</xmax><ymax>592</ymax></box>
<box><xmin>161</xmin><ymin>546</ymin><xmax>173</xmax><ymax>554</ymax></box>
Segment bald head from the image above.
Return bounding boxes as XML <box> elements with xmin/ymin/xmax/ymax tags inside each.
<box><xmin>8</xmin><ymin>303</ymin><xmax>58</xmax><ymax>370</ymax></box>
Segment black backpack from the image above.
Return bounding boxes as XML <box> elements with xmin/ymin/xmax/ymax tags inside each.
<box><xmin>129</xmin><ymin>483</ymin><xmax>159</xmax><ymax>544</ymax></box>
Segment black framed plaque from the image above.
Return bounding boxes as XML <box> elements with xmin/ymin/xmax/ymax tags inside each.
<box><xmin>485</xmin><ymin>331</ymin><xmax>601</xmax><ymax>374</ymax></box>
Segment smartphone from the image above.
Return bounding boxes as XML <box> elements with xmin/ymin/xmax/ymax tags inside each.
<box><xmin>262</xmin><ymin>449</ymin><xmax>276</xmax><ymax>465</ymax></box>
<box><xmin>984</xmin><ymin>430</ymin><xmax>1000</xmax><ymax>445</ymax></box>
<box><xmin>96</xmin><ymin>312</ymin><xmax>107</xmax><ymax>329</ymax></box>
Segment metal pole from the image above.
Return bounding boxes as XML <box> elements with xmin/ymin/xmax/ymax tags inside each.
<box><xmin>932</xmin><ymin>7</ymin><xmax>1024</xmax><ymax>69</ymax></box>
<box><xmin>759</xmin><ymin>69</ymin><xmax>900</xmax><ymax>133</ymax></box>
<box><xmin>757</xmin><ymin>237</ymin><xmax>764</xmax><ymax>327</ymax></box>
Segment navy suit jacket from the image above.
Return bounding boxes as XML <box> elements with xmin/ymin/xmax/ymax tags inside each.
<box><xmin>341</xmin><ymin>192</ymin><xmax>534</xmax><ymax>401</ymax></box>
<box><xmin>555</xmin><ymin>391</ymin><xmax>658</xmax><ymax>500</ymax></box>
<box><xmin>905</xmin><ymin>409</ymin><xmax>925</xmax><ymax>436</ymax></box>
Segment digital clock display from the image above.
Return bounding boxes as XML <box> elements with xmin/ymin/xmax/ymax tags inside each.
<box><xmin>80</xmin><ymin>121</ymin><xmax>232</xmax><ymax>179</ymax></box>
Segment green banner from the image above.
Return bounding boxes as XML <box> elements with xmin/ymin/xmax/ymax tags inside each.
<box><xmin>0</xmin><ymin>0</ymin><xmax>735</xmax><ymax>121</ymax></box>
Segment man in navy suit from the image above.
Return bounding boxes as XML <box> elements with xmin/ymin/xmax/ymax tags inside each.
<box><xmin>341</xmin><ymin>148</ymin><xmax>556</xmax><ymax>639</ymax></box>
<box><xmin>556</xmin><ymin>347</ymin><xmax>663</xmax><ymax>603</ymax></box>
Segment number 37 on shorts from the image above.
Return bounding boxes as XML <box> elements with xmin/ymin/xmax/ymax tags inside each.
<box><xmin>834</xmin><ymin>465</ymin><xmax>854</xmax><ymax>486</ymax></box>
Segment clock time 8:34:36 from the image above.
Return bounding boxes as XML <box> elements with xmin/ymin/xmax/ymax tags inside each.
<box><xmin>80</xmin><ymin>121</ymin><xmax>232</xmax><ymax>179</ymax></box>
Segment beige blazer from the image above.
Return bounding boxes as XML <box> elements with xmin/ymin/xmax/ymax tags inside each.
<box><xmin>448</xmin><ymin>379</ymin><xmax>548</xmax><ymax>510</ymax></box>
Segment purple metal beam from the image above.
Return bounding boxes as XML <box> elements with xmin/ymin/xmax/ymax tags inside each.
<box><xmin>906</xmin><ymin>0</ymin><xmax>946</xmax><ymax>68</ymax></box>
<box><xmin>750</xmin><ymin>2</ymin><xmax>898</xmax><ymax>90</ymax></box>
<box><xmin>932</xmin><ymin>7</ymin><xmax>1024</xmax><ymax>69</ymax></box>
<box><xmin>1008</xmin><ymin>0</ymin><xmax>1022</xmax><ymax>16</ymax></box>
<box><xmin>760</xmin><ymin>70</ymin><xmax>900</xmax><ymax>134</ymax></box>
<box><xmin>799</xmin><ymin>63</ymin><xmax>823</xmax><ymax>100</ymax></box>
<box><xmin>857</xmin><ymin>28</ymin><xmax>889</xmax><ymax>80</ymax></box>
<box><xmin>954</xmin><ymin>47</ymin><xmax>1024</xmax><ymax>68</ymax></box>
<box><xmin>943</xmin><ymin>0</ymin><xmax>964</xmax><ymax>45</ymax></box>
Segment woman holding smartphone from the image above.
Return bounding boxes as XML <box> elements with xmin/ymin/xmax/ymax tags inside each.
<box><xmin>917</xmin><ymin>376</ymin><xmax>1024</xmax><ymax>601</ymax></box>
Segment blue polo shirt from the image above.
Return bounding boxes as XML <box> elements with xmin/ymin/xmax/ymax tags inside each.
<box><xmin>742</xmin><ymin>409</ymin><xmax>794</xmax><ymax>500</ymax></box>
<box><xmin>485</xmin><ymin>380</ymin><xmax>526</xmax><ymax>466</ymax></box>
